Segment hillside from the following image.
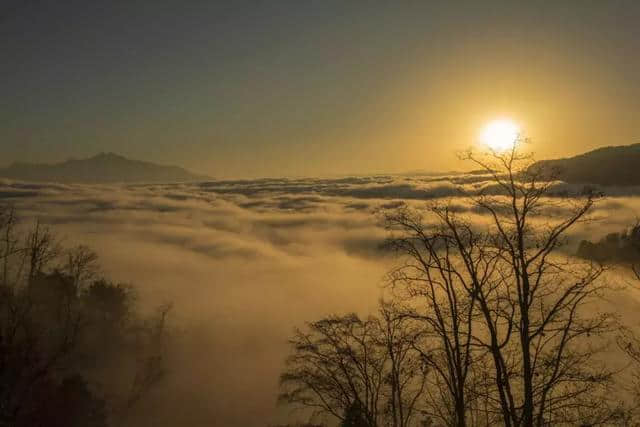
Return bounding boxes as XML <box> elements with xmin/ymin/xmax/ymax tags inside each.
<box><xmin>0</xmin><ymin>153</ymin><xmax>210</xmax><ymax>183</ymax></box>
<box><xmin>532</xmin><ymin>143</ymin><xmax>640</xmax><ymax>186</ymax></box>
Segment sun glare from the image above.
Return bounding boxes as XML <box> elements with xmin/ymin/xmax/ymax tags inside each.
<box><xmin>480</xmin><ymin>119</ymin><xmax>520</xmax><ymax>152</ymax></box>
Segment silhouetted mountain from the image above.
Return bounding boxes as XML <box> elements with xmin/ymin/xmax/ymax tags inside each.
<box><xmin>0</xmin><ymin>153</ymin><xmax>210</xmax><ymax>183</ymax></box>
<box><xmin>531</xmin><ymin>143</ymin><xmax>640</xmax><ymax>186</ymax></box>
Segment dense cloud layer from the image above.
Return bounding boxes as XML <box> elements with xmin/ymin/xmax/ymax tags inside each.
<box><xmin>2</xmin><ymin>174</ymin><xmax>640</xmax><ymax>426</ymax></box>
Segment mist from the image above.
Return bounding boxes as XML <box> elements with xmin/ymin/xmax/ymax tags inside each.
<box><xmin>2</xmin><ymin>174</ymin><xmax>640</xmax><ymax>425</ymax></box>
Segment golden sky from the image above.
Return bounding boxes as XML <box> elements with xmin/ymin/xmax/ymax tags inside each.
<box><xmin>1</xmin><ymin>1</ymin><xmax>638</xmax><ymax>177</ymax></box>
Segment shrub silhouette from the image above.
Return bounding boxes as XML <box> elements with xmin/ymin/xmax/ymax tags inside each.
<box><xmin>0</xmin><ymin>206</ymin><xmax>173</xmax><ymax>426</ymax></box>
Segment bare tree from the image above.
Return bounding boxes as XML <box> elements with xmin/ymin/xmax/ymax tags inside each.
<box><xmin>384</xmin><ymin>207</ymin><xmax>489</xmax><ymax>427</ymax></box>
<box><xmin>62</xmin><ymin>245</ymin><xmax>99</xmax><ymax>290</ymax></box>
<box><xmin>0</xmin><ymin>206</ymin><xmax>20</xmax><ymax>287</ymax></box>
<box><xmin>279</xmin><ymin>310</ymin><xmax>428</xmax><ymax>427</ymax></box>
<box><xmin>463</xmin><ymin>144</ymin><xmax>615</xmax><ymax>426</ymax></box>
<box><xmin>279</xmin><ymin>314</ymin><xmax>385</xmax><ymax>426</ymax></box>
<box><xmin>375</xmin><ymin>301</ymin><xmax>428</xmax><ymax>427</ymax></box>
<box><xmin>25</xmin><ymin>220</ymin><xmax>60</xmax><ymax>284</ymax></box>
<box><xmin>381</xmin><ymin>141</ymin><xmax>618</xmax><ymax>426</ymax></box>
<box><xmin>0</xmin><ymin>208</ymin><xmax>82</xmax><ymax>425</ymax></box>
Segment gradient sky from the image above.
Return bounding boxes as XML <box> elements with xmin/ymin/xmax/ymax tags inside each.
<box><xmin>1</xmin><ymin>1</ymin><xmax>639</xmax><ymax>178</ymax></box>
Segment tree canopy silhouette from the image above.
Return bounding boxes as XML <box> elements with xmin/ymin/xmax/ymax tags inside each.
<box><xmin>0</xmin><ymin>205</ymin><xmax>174</xmax><ymax>427</ymax></box>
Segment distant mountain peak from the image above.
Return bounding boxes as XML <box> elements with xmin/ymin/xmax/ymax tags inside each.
<box><xmin>92</xmin><ymin>152</ymin><xmax>126</xmax><ymax>160</ymax></box>
<box><xmin>0</xmin><ymin>153</ymin><xmax>210</xmax><ymax>184</ymax></box>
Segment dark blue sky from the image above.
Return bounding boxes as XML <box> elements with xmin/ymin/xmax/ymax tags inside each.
<box><xmin>2</xmin><ymin>1</ymin><xmax>639</xmax><ymax>177</ymax></box>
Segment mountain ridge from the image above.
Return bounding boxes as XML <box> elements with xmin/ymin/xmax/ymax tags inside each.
<box><xmin>4</xmin><ymin>144</ymin><xmax>640</xmax><ymax>185</ymax></box>
<box><xmin>0</xmin><ymin>153</ymin><xmax>211</xmax><ymax>183</ymax></box>
<box><xmin>531</xmin><ymin>143</ymin><xmax>640</xmax><ymax>186</ymax></box>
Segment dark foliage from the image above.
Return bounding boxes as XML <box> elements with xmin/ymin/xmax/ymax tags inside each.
<box><xmin>341</xmin><ymin>401</ymin><xmax>370</xmax><ymax>427</ymax></box>
<box><xmin>0</xmin><ymin>206</ymin><xmax>172</xmax><ymax>427</ymax></box>
<box><xmin>576</xmin><ymin>224</ymin><xmax>640</xmax><ymax>264</ymax></box>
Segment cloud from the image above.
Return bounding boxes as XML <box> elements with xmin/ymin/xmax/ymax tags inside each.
<box><xmin>3</xmin><ymin>174</ymin><xmax>640</xmax><ymax>425</ymax></box>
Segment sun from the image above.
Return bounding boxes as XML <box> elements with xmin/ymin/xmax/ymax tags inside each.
<box><xmin>480</xmin><ymin>119</ymin><xmax>520</xmax><ymax>152</ymax></box>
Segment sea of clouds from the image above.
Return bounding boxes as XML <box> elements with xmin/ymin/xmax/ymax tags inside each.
<box><xmin>3</xmin><ymin>173</ymin><xmax>640</xmax><ymax>425</ymax></box>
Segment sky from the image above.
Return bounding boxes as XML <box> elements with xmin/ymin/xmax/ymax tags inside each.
<box><xmin>1</xmin><ymin>0</ymin><xmax>639</xmax><ymax>178</ymax></box>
